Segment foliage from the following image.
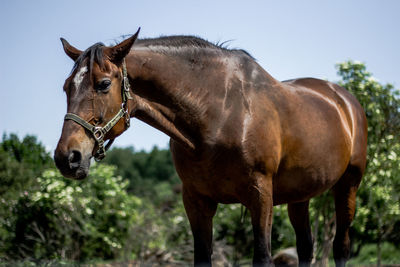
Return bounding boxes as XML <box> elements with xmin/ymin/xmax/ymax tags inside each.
<box><xmin>0</xmin><ymin>133</ymin><xmax>53</xmax><ymax>197</ymax></box>
<box><xmin>0</xmin><ymin>135</ymin><xmax>193</xmax><ymax>264</ymax></box>
<box><xmin>0</xmin><ymin>134</ymin><xmax>54</xmax><ymax>258</ymax></box>
<box><xmin>214</xmin><ymin>204</ymin><xmax>295</xmax><ymax>264</ymax></box>
<box><xmin>102</xmin><ymin>146</ymin><xmax>180</xmax><ymax>201</ymax></box>
<box><xmin>337</xmin><ymin>61</ymin><xmax>400</xmax><ymax>258</ymax></box>
<box><xmin>1</xmin><ymin>163</ymin><xmax>144</xmax><ymax>261</ymax></box>
<box><xmin>348</xmin><ymin>242</ymin><xmax>400</xmax><ymax>266</ymax></box>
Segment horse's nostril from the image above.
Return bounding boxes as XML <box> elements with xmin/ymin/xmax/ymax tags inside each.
<box><xmin>68</xmin><ymin>150</ymin><xmax>82</xmax><ymax>169</ymax></box>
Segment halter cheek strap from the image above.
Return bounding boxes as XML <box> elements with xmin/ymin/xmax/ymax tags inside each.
<box><xmin>64</xmin><ymin>59</ymin><xmax>132</xmax><ymax>161</ymax></box>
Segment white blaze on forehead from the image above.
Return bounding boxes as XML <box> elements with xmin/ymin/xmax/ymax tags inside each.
<box><xmin>73</xmin><ymin>66</ymin><xmax>88</xmax><ymax>90</ymax></box>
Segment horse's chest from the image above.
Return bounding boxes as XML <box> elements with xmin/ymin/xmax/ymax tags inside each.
<box><xmin>171</xmin><ymin>143</ymin><xmax>251</xmax><ymax>203</ymax></box>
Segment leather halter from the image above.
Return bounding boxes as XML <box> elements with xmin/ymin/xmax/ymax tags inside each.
<box><xmin>64</xmin><ymin>59</ymin><xmax>132</xmax><ymax>161</ymax></box>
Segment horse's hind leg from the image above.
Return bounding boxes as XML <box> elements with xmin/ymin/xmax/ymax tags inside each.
<box><xmin>332</xmin><ymin>165</ymin><xmax>363</xmax><ymax>267</ymax></box>
<box><xmin>288</xmin><ymin>201</ymin><xmax>313</xmax><ymax>267</ymax></box>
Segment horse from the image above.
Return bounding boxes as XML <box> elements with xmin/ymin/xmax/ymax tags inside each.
<box><xmin>54</xmin><ymin>28</ymin><xmax>367</xmax><ymax>266</ymax></box>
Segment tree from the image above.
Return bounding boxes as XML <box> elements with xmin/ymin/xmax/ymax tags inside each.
<box><xmin>102</xmin><ymin>146</ymin><xmax>180</xmax><ymax>201</ymax></box>
<box><xmin>0</xmin><ymin>133</ymin><xmax>54</xmax><ymax>259</ymax></box>
<box><xmin>336</xmin><ymin>61</ymin><xmax>400</xmax><ymax>265</ymax></box>
<box><xmin>0</xmin><ymin>133</ymin><xmax>53</xmax><ymax>196</ymax></box>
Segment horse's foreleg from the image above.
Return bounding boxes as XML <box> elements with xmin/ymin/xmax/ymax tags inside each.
<box><xmin>332</xmin><ymin>166</ymin><xmax>363</xmax><ymax>267</ymax></box>
<box><xmin>182</xmin><ymin>186</ymin><xmax>217</xmax><ymax>267</ymax></box>
<box><xmin>288</xmin><ymin>200</ymin><xmax>313</xmax><ymax>267</ymax></box>
<box><xmin>248</xmin><ymin>173</ymin><xmax>274</xmax><ymax>266</ymax></box>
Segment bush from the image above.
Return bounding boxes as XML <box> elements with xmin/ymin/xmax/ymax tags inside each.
<box><xmin>348</xmin><ymin>242</ymin><xmax>400</xmax><ymax>266</ymax></box>
<box><xmin>0</xmin><ymin>164</ymin><xmax>143</xmax><ymax>261</ymax></box>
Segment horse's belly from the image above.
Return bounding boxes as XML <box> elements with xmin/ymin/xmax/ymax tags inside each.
<box><xmin>174</xmin><ymin>159</ymin><xmax>249</xmax><ymax>204</ymax></box>
<box><xmin>272</xmin><ymin>156</ymin><xmax>349</xmax><ymax>205</ymax></box>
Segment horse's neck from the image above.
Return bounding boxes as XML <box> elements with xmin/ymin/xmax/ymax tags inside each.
<box><xmin>126</xmin><ymin>50</ymin><xmax>210</xmax><ymax>152</ymax></box>
<box><xmin>126</xmin><ymin>48</ymin><xmax>280</xmax><ymax>153</ymax></box>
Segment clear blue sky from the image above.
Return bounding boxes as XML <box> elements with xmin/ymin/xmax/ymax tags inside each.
<box><xmin>1</xmin><ymin>0</ymin><xmax>399</xmax><ymax>152</ymax></box>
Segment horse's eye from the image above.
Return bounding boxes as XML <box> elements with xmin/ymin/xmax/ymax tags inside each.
<box><xmin>97</xmin><ymin>79</ymin><xmax>111</xmax><ymax>92</ymax></box>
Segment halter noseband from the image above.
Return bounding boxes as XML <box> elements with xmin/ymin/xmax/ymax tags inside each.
<box><xmin>64</xmin><ymin>59</ymin><xmax>132</xmax><ymax>161</ymax></box>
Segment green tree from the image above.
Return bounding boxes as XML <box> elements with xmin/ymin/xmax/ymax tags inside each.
<box><xmin>0</xmin><ymin>133</ymin><xmax>53</xmax><ymax>197</ymax></box>
<box><xmin>0</xmin><ymin>133</ymin><xmax>54</xmax><ymax>257</ymax></box>
<box><xmin>337</xmin><ymin>61</ymin><xmax>400</xmax><ymax>265</ymax></box>
<box><xmin>102</xmin><ymin>146</ymin><xmax>179</xmax><ymax>199</ymax></box>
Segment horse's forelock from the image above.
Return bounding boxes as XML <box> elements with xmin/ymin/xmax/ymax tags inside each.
<box><xmin>72</xmin><ymin>42</ymin><xmax>106</xmax><ymax>75</ymax></box>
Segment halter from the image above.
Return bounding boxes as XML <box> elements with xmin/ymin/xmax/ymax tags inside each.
<box><xmin>64</xmin><ymin>59</ymin><xmax>133</xmax><ymax>161</ymax></box>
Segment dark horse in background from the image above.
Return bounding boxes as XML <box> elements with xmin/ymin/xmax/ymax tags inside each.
<box><xmin>54</xmin><ymin>28</ymin><xmax>367</xmax><ymax>266</ymax></box>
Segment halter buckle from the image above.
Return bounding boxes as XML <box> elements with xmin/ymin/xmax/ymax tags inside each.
<box><xmin>123</xmin><ymin>77</ymin><xmax>133</xmax><ymax>100</ymax></box>
<box><xmin>93</xmin><ymin>127</ymin><xmax>104</xmax><ymax>141</ymax></box>
<box><xmin>123</xmin><ymin>77</ymin><xmax>130</xmax><ymax>91</ymax></box>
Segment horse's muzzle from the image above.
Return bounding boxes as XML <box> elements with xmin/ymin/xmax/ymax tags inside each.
<box><xmin>54</xmin><ymin>148</ymin><xmax>90</xmax><ymax>180</ymax></box>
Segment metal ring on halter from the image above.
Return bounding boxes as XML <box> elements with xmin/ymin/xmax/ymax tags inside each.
<box><xmin>93</xmin><ymin>127</ymin><xmax>104</xmax><ymax>141</ymax></box>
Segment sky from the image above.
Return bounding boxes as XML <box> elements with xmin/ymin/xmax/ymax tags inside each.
<box><xmin>1</xmin><ymin>0</ymin><xmax>399</xmax><ymax>152</ymax></box>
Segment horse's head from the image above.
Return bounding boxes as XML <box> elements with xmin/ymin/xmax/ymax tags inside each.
<box><xmin>54</xmin><ymin>29</ymin><xmax>140</xmax><ymax>179</ymax></box>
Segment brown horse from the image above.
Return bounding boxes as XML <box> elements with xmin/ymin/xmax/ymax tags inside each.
<box><xmin>54</xmin><ymin>29</ymin><xmax>367</xmax><ymax>266</ymax></box>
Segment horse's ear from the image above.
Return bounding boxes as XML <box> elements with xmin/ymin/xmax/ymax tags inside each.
<box><xmin>106</xmin><ymin>27</ymin><xmax>140</xmax><ymax>64</ymax></box>
<box><xmin>60</xmin><ymin>38</ymin><xmax>82</xmax><ymax>61</ymax></box>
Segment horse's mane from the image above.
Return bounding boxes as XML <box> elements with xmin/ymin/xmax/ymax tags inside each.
<box><xmin>136</xmin><ymin>35</ymin><xmax>218</xmax><ymax>49</ymax></box>
<box><xmin>135</xmin><ymin>35</ymin><xmax>254</xmax><ymax>59</ymax></box>
<box><xmin>71</xmin><ymin>35</ymin><xmax>254</xmax><ymax>73</ymax></box>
